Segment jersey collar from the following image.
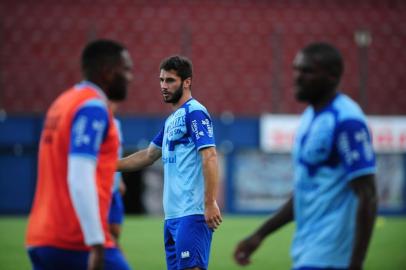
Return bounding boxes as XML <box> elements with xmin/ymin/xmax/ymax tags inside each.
<box><xmin>74</xmin><ymin>80</ymin><xmax>108</xmax><ymax>101</ymax></box>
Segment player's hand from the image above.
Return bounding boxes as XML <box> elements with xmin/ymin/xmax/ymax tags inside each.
<box><xmin>88</xmin><ymin>244</ymin><xmax>104</xmax><ymax>270</ymax></box>
<box><xmin>233</xmin><ymin>234</ymin><xmax>262</xmax><ymax>266</ymax></box>
<box><xmin>119</xmin><ymin>179</ymin><xmax>126</xmax><ymax>195</ymax></box>
<box><xmin>204</xmin><ymin>200</ymin><xmax>222</xmax><ymax>230</ymax></box>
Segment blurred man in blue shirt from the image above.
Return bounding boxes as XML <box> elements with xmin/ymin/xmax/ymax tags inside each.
<box><xmin>234</xmin><ymin>42</ymin><xmax>377</xmax><ymax>270</ymax></box>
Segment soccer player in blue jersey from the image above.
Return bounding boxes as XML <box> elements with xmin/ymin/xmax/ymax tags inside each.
<box><xmin>233</xmin><ymin>42</ymin><xmax>377</xmax><ymax>270</ymax></box>
<box><xmin>118</xmin><ymin>55</ymin><xmax>222</xmax><ymax>270</ymax></box>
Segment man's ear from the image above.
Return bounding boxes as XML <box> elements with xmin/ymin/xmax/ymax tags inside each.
<box><xmin>101</xmin><ymin>65</ymin><xmax>115</xmax><ymax>83</ymax></box>
<box><xmin>183</xmin><ymin>77</ymin><xmax>192</xmax><ymax>89</ymax></box>
<box><xmin>327</xmin><ymin>74</ymin><xmax>339</xmax><ymax>87</ymax></box>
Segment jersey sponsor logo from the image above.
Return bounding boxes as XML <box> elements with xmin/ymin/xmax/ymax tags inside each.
<box><xmin>167</xmin><ymin>115</ymin><xmax>186</xmax><ymax>140</ymax></box>
<box><xmin>162</xmin><ymin>155</ymin><xmax>176</xmax><ymax>164</ymax></box>
<box><xmin>191</xmin><ymin>119</ymin><xmax>203</xmax><ymax>140</ymax></box>
<box><xmin>202</xmin><ymin>118</ymin><xmax>213</xmax><ymax>137</ymax></box>
<box><xmin>167</xmin><ymin>127</ymin><xmax>185</xmax><ymax>138</ymax></box>
<box><xmin>338</xmin><ymin>132</ymin><xmax>356</xmax><ymax>165</ymax></box>
<box><xmin>355</xmin><ymin>129</ymin><xmax>374</xmax><ymax>161</ymax></box>
<box><xmin>202</xmin><ymin>118</ymin><xmax>213</xmax><ymax>138</ymax></box>
<box><xmin>181</xmin><ymin>250</ymin><xmax>190</xmax><ymax>259</ymax></box>
<box><xmin>339</xmin><ymin>128</ymin><xmax>374</xmax><ymax>165</ymax></box>
<box><xmin>192</xmin><ymin>119</ymin><xmax>210</xmax><ymax>140</ymax></box>
<box><xmin>168</xmin><ymin>115</ymin><xmax>185</xmax><ymax>129</ymax></box>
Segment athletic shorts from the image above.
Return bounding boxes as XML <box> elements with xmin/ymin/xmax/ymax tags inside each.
<box><xmin>27</xmin><ymin>246</ymin><xmax>131</xmax><ymax>270</ymax></box>
<box><xmin>108</xmin><ymin>190</ymin><xmax>124</xmax><ymax>225</ymax></box>
<box><xmin>164</xmin><ymin>214</ymin><xmax>213</xmax><ymax>270</ymax></box>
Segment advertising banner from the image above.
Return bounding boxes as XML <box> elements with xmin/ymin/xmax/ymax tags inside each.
<box><xmin>260</xmin><ymin>114</ymin><xmax>406</xmax><ymax>153</ymax></box>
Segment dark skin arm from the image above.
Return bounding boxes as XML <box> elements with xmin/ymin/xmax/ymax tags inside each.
<box><xmin>349</xmin><ymin>174</ymin><xmax>377</xmax><ymax>270</ymax></box>
<box><xmin>233</xmin><ymin>196</ymin><xmax>294</xmax><ymax>266</ymax></box>
<box><xmin>88</xmin><ymin>244</ymin><xmax>104</xmax><ymax>270</ymax></box>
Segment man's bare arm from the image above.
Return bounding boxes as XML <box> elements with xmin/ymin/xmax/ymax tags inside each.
<box><xmin>349</xmin><ymin>174</ymin><xmax>377</xmax><ymax>270</ymax></box>
<box><xmin>234</xmin><ymin>196</ymin><xmax>294</xmax><ymax>266</ymax></box>
<box><xmin>117</xmin><ymin>144</ymin><xmax>161</xmax><ymax>172</ymax></box>
<box><xmin>200</xmin><ymin>146</ymin><xmax>222</xmax><ymax>230</ymax></box>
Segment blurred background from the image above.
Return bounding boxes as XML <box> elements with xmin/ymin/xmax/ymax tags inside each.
<box><xmin>1</xmin><ymin>0</ymin><xmax>406</xmax><ymax>217</ymax></box>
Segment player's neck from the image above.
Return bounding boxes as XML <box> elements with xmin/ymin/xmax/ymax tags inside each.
<box><xmin>312</xmin><ymin>90</ymin><xmax>337</xmax><ymax>111</ymax></box>
<box><xmin>171</xmin><ymin>90</ymin><xmax>192</xmax><ymax>111</ymax></box>
<box><xmin>85</xmin><ymin>78</ymin><xmax>107</xmax><ymax>94</ymax></box>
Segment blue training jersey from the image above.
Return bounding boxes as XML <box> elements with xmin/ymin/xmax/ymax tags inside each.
<box><xmin>291</xmin><ymin>93</ymin><xmax>376</xmax><ymax>268</ymax></box>
<box><xmin>151</xmin><ymin>98</ymin><xmax>215</xmax><ymax>219</ymax></box>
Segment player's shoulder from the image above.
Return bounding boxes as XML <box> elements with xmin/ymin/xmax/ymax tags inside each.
<box><xmin>81</xmin><ymin>98</ymin><xmax>107</xmax><ymax>109</ymax></box>
<box><xmin>185</xmin><ymin>98</ymin><xmax>209</xmax><ymax>114</ymax></box>
<box><xmin>332</xmin><ymin>93</ymin><xmax>366</xmax><ymax>122</ymax></box>
<box><xmin>73</xmin><ymin>98</ymin><xmax>109</xmax><ymax>124</ymax></box>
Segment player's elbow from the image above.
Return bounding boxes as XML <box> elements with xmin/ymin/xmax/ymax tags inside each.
<box><xmin>358</xmin><ymin>180</ymin><xmax>378</xmax><ymax>214</ymax></box>
<box><xmin>145</xmin><ymin>157</ymin><xmax>156</xmax><ymax>167</ymax></box>
<box><xmin>201</xmin><ymin>147</ymin><xmax>218</xmax><ymax>163</ymax></box>
<box><xmin>146</xmin><ymin>150</ymin><xmax>160</xmax><ymax>166</ymax></box>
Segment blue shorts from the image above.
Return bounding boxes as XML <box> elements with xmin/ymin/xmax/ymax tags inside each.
<box><xmin>108</xmin><ymin>190</ymin><xmax>124</xmax><ymax>225</ymax></box>
<box><xmin>27</xmin><ymin>246</ymin><xmax>131</xmax><ymax>270</ymax></box>
<box><xmin>164</xmin><ymin>214</ymin><xmax>213</xmax><ymax>270</ymax></box>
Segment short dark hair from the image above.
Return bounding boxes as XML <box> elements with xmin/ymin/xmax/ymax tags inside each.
<box><xmin>81</xmin><ymin>39</ymin><xmax>126</xmax><ymax>78</ymax></box>
<box><xmin>302</xmin><ymin>42</ymin><xmax>344</xmax><ymax>79</ymax></box>
<box><xmin>159</xmin><ymin>55</ymin><xmax>193</xmax><ymax>81</ymax></box>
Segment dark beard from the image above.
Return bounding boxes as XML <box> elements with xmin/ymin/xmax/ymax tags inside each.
<box><xmin>295</xmin><ymin>79</ymin><xmax>333</xmax><ymax>104</ymax></box>
<box><xmin>164</xmin><ymin>81</ymin><xmax>183</xmax><ymax>104</ymax></box>
<box><xmin>106</xmin><ymin>74</ymin><xmax>127</xmax><ymax>101</ymax></box>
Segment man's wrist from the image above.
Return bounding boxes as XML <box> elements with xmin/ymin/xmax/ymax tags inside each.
<box><xmin>90</xmin><ymin>244</ymin><xmax>104</xmax><ymax>252</ymax></box>
<box><xmin>205</xmin><ymin>198</ymin><xmax>216</xmax><ymax>204</ymax></box>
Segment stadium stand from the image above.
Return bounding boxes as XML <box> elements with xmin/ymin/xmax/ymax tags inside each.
<box><xmin>1</xmin><ymin>0</ymin><xmax>405</xmax><ymax>115</ymax></box>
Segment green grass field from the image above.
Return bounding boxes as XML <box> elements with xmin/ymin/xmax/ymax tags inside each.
<box><xmin>0</xmin><ymin>215</ymin><xmax>405</xmax><ymax>269</ymax></box>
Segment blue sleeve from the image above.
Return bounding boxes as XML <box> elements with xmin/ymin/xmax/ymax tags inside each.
<box><xmin>70</xmin><ymin>100</ymin><xmax>109</xmax><ymax>159</ymax></box>
<box><xmin>151</xmin><ymin>125</ymin><xmax>164</xmax><ymax>148</ymax></box>
<box><xmin>336</xmin><ymin>119</ymin><xmax>376</xmax><ymax>182</ymax></box>
<box><xmin>187</xmin><ymin>110</ymin><xmax>216</xmax><ymax>150</ymax></box>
